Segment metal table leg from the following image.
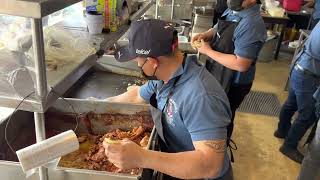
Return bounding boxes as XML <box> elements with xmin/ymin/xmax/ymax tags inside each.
<box><xmin>170</xmin><ymin>0</ymin><xmax>175</xmax><ymax>20</ymax></box>
<box><xmin>155</xmin><ymin>0</ymin><xmax>159</xmax><ymax>19</ymax></box>
<box><xmin>31</xmin><ymin>18</ymin><xmax>48</xmax><ymax>180</ymax></box>
<box><xmin>34</xmin><ymin>113</ymin><xmax>49</xmax><ymax>180</ymax></box>
<box><xmin>274</xmin><ymin>24</ymin><xmax>286</xmax><ymax>60</ymax></box>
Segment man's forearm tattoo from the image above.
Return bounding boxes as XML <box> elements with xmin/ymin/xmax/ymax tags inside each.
<box><xmin>203</xmin><ymin>140</ymin><xmax>226</xmax><ymax>153</ymax></box>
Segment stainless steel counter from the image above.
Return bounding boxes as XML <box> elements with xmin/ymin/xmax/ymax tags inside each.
<box><xmin>66</xmin><ymin>70</ymin><xmax>145</xmax><ymax>99</ymax></box>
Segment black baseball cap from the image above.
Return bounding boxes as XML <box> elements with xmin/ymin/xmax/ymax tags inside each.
<box><xmin>114</xmin><ymin>19</ymin><xmax>178</xmax><ymax>62</ymax></box>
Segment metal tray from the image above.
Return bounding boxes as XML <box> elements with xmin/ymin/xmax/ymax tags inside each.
<box><xmin>65</xmin><ymin>65</ymin><xmax>145</xmax><ymax>99</ymax></box>
<box><xmin>0</xmin><ymin>100</ymin><xmax>156</xmax><ymax>180</ymax></box>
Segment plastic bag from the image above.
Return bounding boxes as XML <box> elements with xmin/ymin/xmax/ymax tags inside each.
<box><xmin>0</xmin><ymin>15</ymin><xmax>32</xmax><ymax>52</ymax></box>
<box><xmin>0</xmin><ymin>49</ymin><xmax>36</xmax><ymax>98</ymax></box>
<box><xmin>0</xmin><ymin>15</ymin><xmax>103</xmax><ymax>99</ymax></box>
<box><xmin>26</xmin><ymin>26</ymin><xmax>102</xmax><ymax>71</ymax></box>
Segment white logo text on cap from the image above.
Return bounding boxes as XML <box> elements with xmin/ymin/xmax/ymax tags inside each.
<box><xmin>136</xmin><ymin>49</ymin><xmax>151</xmax><ymax>55</ymax></box>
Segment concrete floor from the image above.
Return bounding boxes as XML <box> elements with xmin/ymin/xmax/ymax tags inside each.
<box><xmin>232</xmin><ymin>53</ymin><xmax>304</xmax><ymax>180</ymax></box>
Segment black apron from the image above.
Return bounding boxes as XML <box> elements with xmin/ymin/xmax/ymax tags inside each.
<box><xmin>205</xmin><ymin>17</ymin><xmax>239</xmax><ymax>93</ymax></box>
<box><xmin>205</xmin><ymin>17</ymin><xmax>241</xmax><ymax>163</ymax></box>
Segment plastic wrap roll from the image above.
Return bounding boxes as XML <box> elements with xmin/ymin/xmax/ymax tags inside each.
<box><xmin>16</xmin><ymin>130</ymin><xmax>79</xmax><ymax>173</ymax></box>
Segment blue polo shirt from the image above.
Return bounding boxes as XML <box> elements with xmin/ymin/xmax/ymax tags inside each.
<box><xmin>140</xmin><ymin>55</ymin><xmax>231</xmax><ymax>179</ymax></box>
<box><xmin>297</xmin><ymin>21</ymin><xmax>320</xmax><ymax>75</ymax></box>
<box><xmin>314</xmin><ymin>0</ymin><xmax>320</xmax><ymax>20</ymax></box>
<box><xmin>221</xmin><ymin>4</ymin><xmax>267</xmax><ymax>85</ymax></box>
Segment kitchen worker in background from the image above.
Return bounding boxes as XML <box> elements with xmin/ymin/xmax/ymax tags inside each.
<box><xmin>274</xmin><ymin>22</ymin><xmax>320</xmax><ymax>163</ymax></box>
<box><xmin>192</xmin><ymin>0</ymin><xmax>266</xmax><ymax>142</ymax></box>
<box><xmin>304</xmin><ymin>0</ymin><xmax>320</xmax><ymax>29</ymax></box>
<box><xmin>311</xmin><ymin>0</ymin><xmax>320</xmax><ymax>29</ymax></box>
<box><xmin>104</xmin><ymin>19</ymin><xmax>233</xmax><ymax>180</ymax></box>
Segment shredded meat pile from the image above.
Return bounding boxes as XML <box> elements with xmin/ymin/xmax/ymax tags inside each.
<box><xmin>84</xmin><ymin>126</ymin><xmax>150</xmax><ymax>174</ymax></box>
<box><xmin>52</xmin><ymin>111</ymin><xmax>154</xmax><ymax>175</ymax></box>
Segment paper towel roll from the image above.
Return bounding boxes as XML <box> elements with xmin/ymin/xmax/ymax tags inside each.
<box><xmin>16</xmin><ymin>130</ymin><xmax>79</xmax><ymax>172</ymax></box>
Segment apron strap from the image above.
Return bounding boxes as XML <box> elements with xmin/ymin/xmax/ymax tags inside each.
<box><xmin>150</xmin><ymin>54</ymin><xmax>187</xmax><ymax>109</ymax></box>
<box><xmin>150</xmin><ymin>93</ymin><xmax>158</xmax><ymax>108</ymax></box>
<box><xmin>303</xmin><ymin>121</ymin><xmax>318</xmax><ymax>147</ymax></box>
<box><xmin>149</xmin><ymin>55</ymin><xmax>186</xmax><ymax>148</ymax></box>
<box><xmin>161</xmin><ymin>73</ymin><xmax>183</xmax><ymax>112</ymax></box>
<box><xmin>227</xmin><ymin>139</ymin><xmax>238</xmax><ymax>163</ymax></box>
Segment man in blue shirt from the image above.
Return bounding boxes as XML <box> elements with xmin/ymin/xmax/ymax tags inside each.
<box><xmin>309</xmin><ymin>0</ymin><xmax>320</xmax><ymax>29</ymax></box>
<box><xmin>192</xmin><ymin>0</ymin><xmax>266</xmax><ymax>141</ymax></box>
<box><xmin>104</xmin><ymin>19</ymin><xmax>233</xmax><ymax>179</ymax></box>
<box><xmin>274</xmin><ymin>22</ymin><xmax>320</xmax><ymax>163</ymax></box>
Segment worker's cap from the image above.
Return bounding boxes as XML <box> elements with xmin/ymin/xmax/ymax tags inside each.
<box><xmin>114</xmin><ymin>19</ymin><xmax>178</xmax><ymax>62</ymax></box>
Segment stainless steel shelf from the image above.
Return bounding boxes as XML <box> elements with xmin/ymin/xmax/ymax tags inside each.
<box><xmin>0</xmin><ymin>28</ymin><xmax>125</xmax><ymax>112</ymax></box>
<box><xmin>0</xmin><ymin>0</ymin><xmax>82</xmax><ymax>18</ymax></box>
<box><xmin>0</xmin><ymin>1</ymin><xmax>154</xmax><ymax>112</ymax></box>
<box><xmin>130</xmin><ymin>0</ymin><xmax>155</xmax><ymax>21</ymax></box>
<box><xmin>0</xmin><ymin>52</ymin><xmax>98</xmax><ymax>112</ymax></box>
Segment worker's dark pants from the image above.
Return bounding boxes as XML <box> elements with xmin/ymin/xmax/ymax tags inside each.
<box><xmin>278</xmin><ymin>69</ymin><xmax>318</xmax><ymax>149</ymax></box>
<box><xmin>226</xmin><ymin>83</ymin><xmax>253</xmax><ymax>139</ymax></box>
<box><xmin>298</xmin><ymin>120</ymin><xmax>320</xmax><ymax>180</ymax></box>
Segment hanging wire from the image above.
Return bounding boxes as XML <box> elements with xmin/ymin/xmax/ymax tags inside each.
<box><xmin>5</xmin><ymin>88</ymin><xmax>80</xmax><ymax>154</ymax></box>
<box><xmin>49</xmin><ymin>87</ymin><xmax>79</xmax><ymax>132</ymax></box>
<box><xmin>5</xmin><ymin>92</ymin><xmax>35</xmax><ymax>154</ymax></box>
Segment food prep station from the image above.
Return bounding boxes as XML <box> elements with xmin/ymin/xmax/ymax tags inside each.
<box><xmin>0</xmin><ymin>99</ymin><xmax>158</xmax><ymax>180</ymax></box>
<box><xmin>0</xmin><ymin>1</ymin><xmax>160</xmax><ymax>180</ymax></box>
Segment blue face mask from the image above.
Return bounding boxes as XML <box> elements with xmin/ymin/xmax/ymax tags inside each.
<box><xmin>140</xmin><ymin>58</ymin><xmax>158</xmax><ymax>80</ymax></box>
<box><xmin>227</xmin><ymin>0</ymin><xmax>244</xmax><ymax>11</ymax></box>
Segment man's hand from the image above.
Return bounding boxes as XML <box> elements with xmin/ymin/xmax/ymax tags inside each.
<box><xmin>191</xmin><ymin>28</ymin><xmax>216</xmax><ymax>44</ymax></box>
<box><xmin>104</xmin><ymin>86</ymin><xmax>146</xmax><ymax>104</ymax></box>
<box><xmin>197</xmin><ymin>39</ymin><xmax>213</xmax><ymax>55</ymax></box>
<box><xmin>103</xmin><ymin>139</ymin><xmax>145</xmax><ymax>169</ymax></box>
<box><xmin>191</xmin><ymin>33</ymin><xmax>207</xmax><ymax>45</ymax></box>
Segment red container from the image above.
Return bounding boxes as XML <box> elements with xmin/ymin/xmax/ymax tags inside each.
<box><xmin>283</xmin><ymin>0</ymin><xmax>302</xmax><ymax>12</ymax></box>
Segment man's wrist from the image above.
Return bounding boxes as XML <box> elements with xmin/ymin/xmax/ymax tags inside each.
<box><xmin>204</xmin><ymin>29</ymin><xmax>214</xmax><ymax>40</ymax></box>
<box><xmin>140</xmin><ymin>149</ymin><xmax>152</xmax><ymax>168</ymax></box>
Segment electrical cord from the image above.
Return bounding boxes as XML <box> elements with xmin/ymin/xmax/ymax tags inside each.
<box><xmin>5</xmin><ymin>88</ymin><xmax>80</xmax><ymax>154</ymax></box>
<box><xmin>5</xmin><ymin>92</ymin><xmax>35</xmax><ymax>154</ymax></box>
<box><xmin>49</xmin><ymin>87</ymin><xmax>79</xmax><ymax>132</ymax></box>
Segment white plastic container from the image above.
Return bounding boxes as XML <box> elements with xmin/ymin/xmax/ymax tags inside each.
<box><xmin>268</xmin><ymin>7</ymin><xmax>285</xmax><ymax>17</ymax></box>
<box><xmin>178</xmin><ymin>35</ymin><xmax>188</xmax><ymax>43</ymax></box>
<box><xmin>85</xmin><ymin>11</ymin><xmax>104</xmax><ymax>34</ymax></box>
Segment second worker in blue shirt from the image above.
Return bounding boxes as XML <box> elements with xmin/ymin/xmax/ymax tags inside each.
<box><xmin>192</xmin><ymin>0</ymin><xmax>267</xmax><ymax>143</ymax></box>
